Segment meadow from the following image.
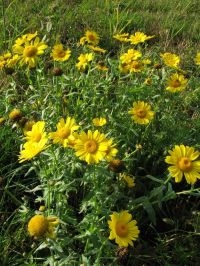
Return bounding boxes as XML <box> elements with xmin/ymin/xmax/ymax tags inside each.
<box><xmin>0</xmin><ymin>0</ymin><xmax>200</xmax><ymax>265</ymax></box>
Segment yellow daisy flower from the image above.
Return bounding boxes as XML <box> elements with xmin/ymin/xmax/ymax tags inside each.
<box><xmin>85</xmin><ymin>30</ymin><xmax>100</xmax><ymax>46</ymax></box>
<box><xmin>24</xmin><ymin>121</ymin><xmax>47</xmax><ymax>143</ymax></box>
<box><xmin>49</xmin><ymin>117</ymin><xmax>79</xmax><ymax>148</ymax></box>
<box><xmin>165</xmin><ymin>144</ymin><xmax>200</xmax><ymax>184</ymax></box>
<box><xmin>74</xmin><ymin>130</ymin><xmax>109</xmax><ymax>164</ymax></box>
<box><xmin>194</xmin><ymin>52</ymin><xmax>200</xmax><ymax>65</ymax></box>
<box><xmin>166</xmin><ymin>73</ymin><xmax>188</xmax><ymax>92</ymax></box>
<box><xmin>76</xmin><ymin>53</ymin><xmax>94</xmax><ymax>71</ymax></box>
<box><xmin>160</xmin><ymin>52</ymin><xmax>180</xmax><ymax>68</ymax></box>
<box><xmin>28</xmin><ymin>214</ymin><xmax>59</xmax><ymax>239</ymax></box>
<box><xmin>104</xmin><ymin>139</ymin><xmax>118</xmax><ymax>162</ymax></box>
<box><xmin>87</xmin><ymin>45</ymin><xmax>106</xmax><ymax>54</ymax></box>
<box><xmin>119</xmin><ymin>173</ymin><xmax>135</xmax><ymax>188</ymax></box>
<box><xmin>51</xmin><ymin>44</ymin><xmax>71</xmax><ymax>62</ymax></box>
<box><xmin>92</xmin><ymin>117</ymin><xmax>107</xmax><ymax>127</ymax></box>
<box><xmin>113</xmin><ymin>33</ymin><xmax>130</xmax><ymax>42</ymax></box>
<box><xmin>120</xmin><ymin>49</ymin><xmax>142</xmax><ymax>64</ymax></box>
<box><xmin>23</xmin><ymin>120</ymin><xmax>35</xmax><ymax>135</ymax></box>
<box><xmin>13</xmin><ymin>36</ymin><xmax>48</xmax><ymax>68</ymax></box>
<box><xmin>108</xmin><ymin>210</ymin><xmax>140</xmax><ymax>247</ymax></box>
<box><xmin>18</xmin><ymin>139</ymin><xmax>49</xmax><ymax>163</ymax></box>
<box><xmin>129</xmin><ymin>31</ymin><xmax>155</xmax><ymax>45</ymax></box>
<box><xmin>128</xmin><ymin>101</ymin><xmax>154</xmax><ymax>125</ymax></box>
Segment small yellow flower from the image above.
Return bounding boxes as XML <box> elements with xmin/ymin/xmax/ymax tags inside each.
<box><xmin>24</xmin><ymin>121</ymin><xmax>47</xmax><ymax>143</ymax></box>
<box><xmin>76</xmin><ymin>53</ymin><xmax>94</xmax><ymax>71</ymax></box>
<box><xmin>51</xmin><ymin>44</ymin><xmax>71</xmax><ymax>62</ymax></box>
<box><xmin>79</xmin><ymin>30</ymin><xmax>100</xmax><ymax>46</ymax></box>
<box><xmin>19</xmin><ymin>139</ymin><xmax>49</xmax><ymax>163</ymax></box>
<box><xmin>49</xmin><ymin>117</ymin><xmax>79</xmax><ymax>148</ymax></box>
<box><xmin>166</xmin><ymin>73</ymin><xmax>188</xmax><ymax>92</ymax></box>
<box><xmin>113</xmin><ymin>33</ymin><xmax>130</xmax><ymax>42</ymax></box>
<box><xmin>119</xmin><ymin>174</ymin><xmax>135</xmax><ymax>188</ymax></box>
<box><xmin>87</xmin><ymin>45</ymin><xmax>106</xmax><ymax>54</ymax></box>
<box><xmin>9</xmin><ymin>108</ymin><xmax>23</xmax><ymax>121</ymax></box>
<box><xmin>120</xmin><ymin>49</ymin><xmax>142</xmax><ymax>64</ymax></box>
<box><xmin>128</xmin><ymin>101</ymin><xmax>154</xmax><ymax>125</ymax></box>
<box><xmin>129</xmin><ymin>31</ymin><xmax>155</xmax><ymax>45</ymax></box>
<box><xmin>108</xmin><ymin>210</ymin><xmax>140</xmax><ymax>247</ymax></box>
<box><xmin>104</xmin><ymin>139</ymin><xmax>118</xmax><ymax>162</ymax></box>
<box><xmin>28</xmin><ymin>214</ymin><xmax>59</xmax><ymax>239</ymax></box>
<box><xmin>23</xmin><ymin>120</ymin><xmax>35</xmax><ymax>135</ymax></box>
<box><xmin>160</xmin><ymin>52</ymin><xmax>180</xmax><ymax>68</ymax></box>
<box><xmin>194</xmin><ymin>52</ymin><xmax>200</xmax><ymax>65</ymax></box>
<box><xmin>74</xmin><ymin>130</ymin><xmax>109</xmax><ymax>164</ymax></box>
<box><xmin>165</xmin><ymin>144</ymin><xmax>200</xmax><ymax>184</ymax></box>
<box><xmin>13</xmin><ymin>35</ymin><xmax>48</xmax><ymax>68</ymax></box>
<box><xmin>92</xmin><ymin>117</ymin><xmax>107</xmax><ymax>127</ymax></box>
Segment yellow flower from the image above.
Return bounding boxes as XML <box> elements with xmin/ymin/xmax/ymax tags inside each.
<box><xmin>19</xmin><ymin>139</ymin><xmax>49</xmax><ymax>163</ymax></box>
<box><xmin>87</xmin><ymin>45</ymin><xmax>106</xmax><ymax>54</ymax></box>
<box><xmin>74</xmin><ymin>130</ymin><xmax>109</xmax><ymax>164</ymax></box>
<box><xmin>194</xmin><ymin>52</ymin><xmax>200</xmax><ymax>65</ymax></box>
<box><xmin>5</xmin><ymin>54</ymin><xmax>19</xmax><ymax>68</ymax></box>
<box><xmin>76</xmin><ymin>53</ymin><xmax>94</xmax><ymax>71</ymax></box>
<box><xmin>92</xmin><ymin>117</ymin><xmax>107</xmax><ymax>127</ymax></box>
<box><xmin>119</xmin><ymin>174</ymin><xmax>135</xmax><ymax>188</ymax></box>
<box><xmin>24</xmin><ymin>121</ymin><xmax>47</xmax><ymax>143</ymax></box>
<box><xmin>28</xmin><ymin>214</ymin><xmax>59</xmax><ymax>239</ymax></box>
<box><xmin>129</xmin><ymin>31</ymin><xmax>155</xmax><ymax>45</ymax></box>
<box><xmin>14</xmin><ymin>32</ymin><xmax>38</xmax><ymax>47</ymax></box>
<box><xmin>23</xmin><ymin>120</ymin><xmax>35</xmax><ymax>135</ymax></box>
<box><xmin>113</xmin><ymin>33</ymin><xmax>130</xmax><ymax>42</ymax></box>
<box><xmin>9</xmin><ymin>108</ymin><xmax>23</xmax><ymax>121</ymax></box>
<box><xmin>51</xmin><ymin>44</ymin><xmax>71</xmax><ymax>61</ymax></box>
<box><xmin>128</xmin><ymin>101</ymin><xmax>154</xmax><ymax>125</ymax></box>
<box><xmin>166</xmin><ymin>73</ymin><xmax>188</xmax><ymax>92</ymax></box>
<box><xmin>160</xmin><ymin>52</ymin><xmax>180</xmax><ymax>68</ymax></box>
<box><xmin>108</xmin><ymin>210</ymin><xmax>140</xmax><ymax>247</ymax></box>
<box><xmin>49</xmin><ymin>117</ymin><xmax>79</xmax><ymax>148</ymax></box>
<box><xmin>165</xmin><ymin>145</ymin><xmax>200</xmax><ymax>184</ymax></box>
<box><xmin>120</xmin><ymin>49</ymin><xmax>142</xmax><ymax>64</ymax></box>
<box><xmin>104</xmin><ymin>139</ymin><xmax>118</xmax><ymax>162</ymax></box>
<box><xmin>85</xmin><ymin>30</ymin><xmax>100</xmax><ymax>46</ymax></box>
<box><xmin>13</xmin><ymin>36</ymin><xmax>48</xmax><ymax>68</ymax></box>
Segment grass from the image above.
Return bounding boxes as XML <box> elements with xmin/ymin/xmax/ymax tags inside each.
<box><xmin>0</xmin><ymin>0</ymin><xmax>200</xmax><ymax>265</ymax></box>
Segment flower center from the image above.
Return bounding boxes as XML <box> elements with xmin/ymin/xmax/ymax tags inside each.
<box><xmin>84</xmin><ymin>140</ymin><xmax>98</xmax><ymax>153</ymax></box>
<box><xmin>88</xmin><ymin>34</ymin><xmax>96</xmax><ymax>41</ymax></box>
<box><xmin>178</xmin><ymin>157</ymin><xmax>192</xmax><ymax>172</ymax></box>
<box><xmin>171</xmin><ymin>79</ymin><xmax>181</xmax><ymax>88</ymax></box>
<box><xmin>57</xmin><ymin>50</ymin><xmax>66</xmax><ymax>58</ymax></box>
<box><xmin>23</xmin><ymin>46</ymin><xmax>38</xmax><ymax>57</ymax></box>
<box><xmin>58</xmin><ymin>128</ymin><xmax>70</xmax><ymax>139</ymax></box>
<box><xmin>136</xmin><ymin>108</ymin><xmax>146</xmax><ymax>118</ymax></box>
<box><xmin>33</xmin><ymin>133</ymin><xmax>42</xmax><ymax>142</ymax></box>
<box><xmin>115</xmin><ymin>222</ymin><xmax>128</xmax><ymax>237</ymax></box>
